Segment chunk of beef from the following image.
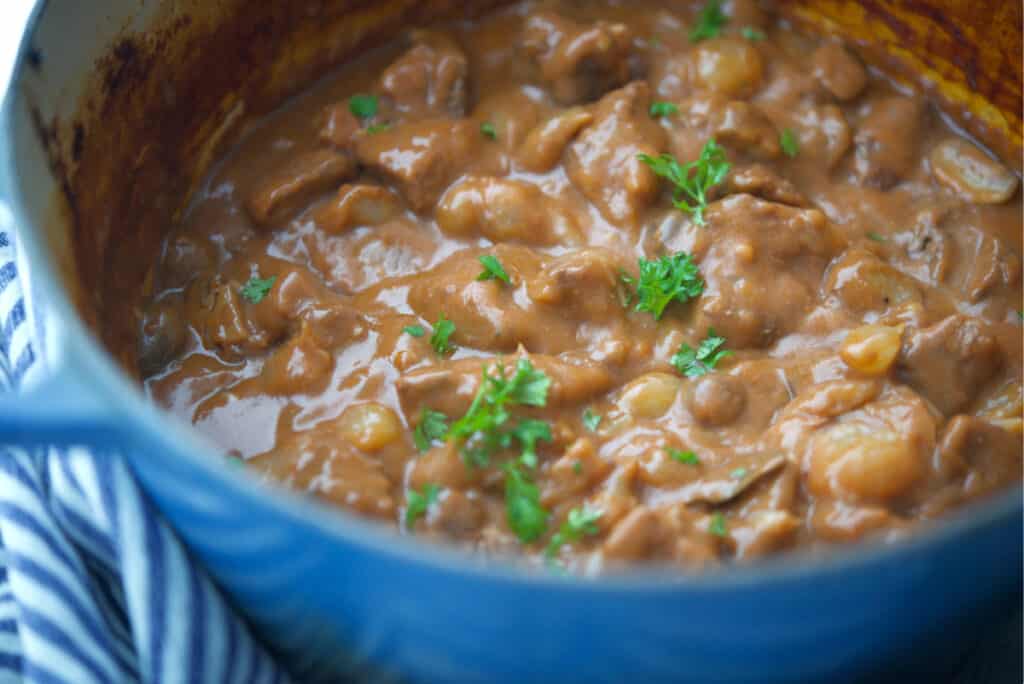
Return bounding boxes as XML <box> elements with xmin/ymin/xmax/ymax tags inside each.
<box><xmin>696</xmin><ymin>195</ymin><xmax>845</xmax><ymax>348</ymax></box>
<box><xmin>812</xmin><ymin>42</ymin><xmax>867</xmax><ymax>101</ymax></box>
<box><xmin>935</xmin><ymin>415</ymin><xmax>1022</xmax><ymax>500</ymax></box>
<box><xmin>312</xmin><ymin>184</ymin><xmax>404</xmax><ymax>235</ymax></box>
<box><xmin>527</xmin><ymin>248</ymin><xmax>629</xmax><ymax>321</ymax></box>
<box><xmin>245</xmin><ymin>149</ymin><xmax>356</xmax><ymax>226</ymax></box>
<box><xmin>853</xmin><ymin>96</ymin><xmax>925</xmax><ymax>189</ymax></box>
<box><xmin>794</xmin><ymin>104</ymin><xmax>851</xmax><ymax>169</ymax></box>
<box><xmin>354</xmin><ymin>118</ymin><xmax>483</xmax><ymax>213</ymax></box>
<box><xmin>897</xmin><ymin>314</ymin><xmax>1003</xmax><ymax>415</ymax></box>
<box><xmin>565</xmin><ymin>82</ymin><xmax>667</xmax><ymax>225</ymax></box>
<box><xmin>379</xmin><ymin>31</ymin><xmax>468</xmax><ymax>118</ymax></box>
<box><xmin>721</xmin><ymin>164</ymin><xmax>808</xmax><ymax>207</ymax></box>
<box><xmin>435</xmin><ymin>176</ymin><xmax>581</xmax><ymax>246</ymax></box>
<box><xmin>521</xmin><ymin>10</ymin><xmax>634</xmax><ymax>105</ymax></box>
<box><xmin>681</xmin><ymin>96</ymin><xmax>781</xmax><ymax>161</ymax></box>
<box><xmin>397</xmin><ymin>351</ymin><xmax>616</xmax><ymax>420</ymax></box>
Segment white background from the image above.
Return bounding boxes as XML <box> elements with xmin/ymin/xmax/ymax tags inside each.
<box><xmin>0</xmin><ymin>0</ymin><xmax>39</xmax><ymax>96</ymax></box>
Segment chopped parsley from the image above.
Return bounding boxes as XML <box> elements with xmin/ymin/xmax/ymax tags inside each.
<box><xmin>405</xmin><ymin>483</ymin><xmax>441</xmax><ymax>529</ymax></box>
<box><xmin>413</xmin><ymin>409</ymin><xmax>449</xmax><ymax>453</ymax></box>
<box><xmin>545</xmin><ymin>506</ymin><xmax>603</xmax><ymax>561</ymax></box>
<box><xmin>480</xmin><ymin>121</ymin><xmax>498</xmax><ymax>140</ymax></box>
<box><xmin>730</xmin><ymin>467</ymin><xmax>749</xmax><ymax>479</ymax></box>
<box><xmin>689</xmin><ymin>0</ymin><xmax>727</xmax><ymax>43</ymax></box>
<box><xmin>1018</xmin><ymin>310</ymin><xmax>1024</xmax><ymax>322</ymax></box>
<box><xmin>638</xmin><ymin>139</ymin><xmax>730</xmax><ymax>226</ymax></box>
<box><xmin>403</xmin><ymin>324</ymin><xmax>425</xmax><ymax>338</ymax></box>
<box><xmin>620</xmin><ymin>252</ymin><xmax>705</xmax><ymax>321</ymax></box>
<box><xmin>866</xmin><ymin>231</ymin><xmax>887</xmax><ymax>242</ymax></box>
<box><xmin>349</xmin><ymin>94</ymin><xmax>378</xmax><ymax>119</ymax></box>
<box><xmin>582</xmin><ymin>408</ymin><xmax>602</xmax><ymax>432</ymax></box>
<box><xmin>780</xmin><ymin>128</ymin><xmax>800</xmax><ymax>157</ymax></box>
<box><xmin>670</xmin><ymin>449</ymin><xmax>701</xmax><ymax>465</ymax></box>
<box><xmin>476</xmin><ymin>254</ymin><xmax>511</xmax><ymax>285</ymax></box>
<box><xmin>366</xmin><ymin>122</ymin><xmax>391</xmax><ymax>134</ymax></box>
<box><xmin>573</xmin><ymin>460</ymin><xmax>583</xmax><ymax>474</ymax></box>
<box><xmin>709</xmin><ymin>512</ymin><xmax>728</xmax><ymax>537</ymax></box>
<box><xmin>504</xmin><ymin>461</ymin><xmax>548</xmax><ymax>542</ymax></box>
<box><xmin>240</xmin><ymin>275</ymin><xmax>276</xmax><ymax>304</ymax></box>
<box><xmin>649</xmin><ymin>101</ymin><xmax>679</xmax><ymax>118</ymax></box>
<box><xmin>511</xmin><ymin>418</ymin><xmax>552</xmax><ymax>469</ymax></box>
<box><xmin>741</xmin><ymin>26</ymin><xmax>765</xmax><ymax>41</ymax></box>
<box><xmin>672</xmin><ymin>329</ymin><xmax>732</xmax><ymax>378</ymax></box>
<box><xmin>446</xmin><ymin>358</ymin><xmax>552</xmax><ymax>468</ymax></box>
<box><xmin>430</xmin><ymin>315</ymin><xmax>456</xmax><ymax>355</ymax></box>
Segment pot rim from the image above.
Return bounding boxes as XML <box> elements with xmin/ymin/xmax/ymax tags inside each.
<box><xmin>3</xmin><ymin>0</ymin><xmax>1020</xmax><ymax>594</ymax></box>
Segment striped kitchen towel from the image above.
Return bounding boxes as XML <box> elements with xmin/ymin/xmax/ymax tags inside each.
<box><xmin>0</xmin><ymin>225</ymin><xmax>289</xmax><ymax>683</ymax></box>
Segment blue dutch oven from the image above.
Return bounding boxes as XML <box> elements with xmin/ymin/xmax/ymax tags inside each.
<box><xmin>0</xmin><ymin>1</ymin><xmax>1020</xmax><ymax>682</ymax></box>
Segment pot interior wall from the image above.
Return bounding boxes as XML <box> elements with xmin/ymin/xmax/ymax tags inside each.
<box><xmin>15</xmin><ymin>0</ymin><xmax>1022</xmax><ymax>374</ymax></box>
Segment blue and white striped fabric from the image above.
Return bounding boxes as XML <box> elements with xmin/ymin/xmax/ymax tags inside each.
<box><xmin>0</xmin><ymin>227</ymin><xmax>290</xmax><ymax>683</ymax></box>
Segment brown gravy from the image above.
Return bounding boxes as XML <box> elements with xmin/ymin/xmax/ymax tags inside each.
<box><xmin>140</xmin><ymin>0</ymin><xmax>1023</xmax><ymax>573</ymax></box>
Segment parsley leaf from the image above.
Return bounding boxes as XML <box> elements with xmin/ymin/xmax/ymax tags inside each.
<box><xmin>476</xmin><ymin>254</ymin><xmax>511</xmax><ymax>285</ymax></box>
<box><xmin>366</xmin><ymin>122</ymin><xmax>391</xmax><ymax>134</ymax></box>
<box><xmin>689</xmin><ymin>0</ymin><xmax>727</xmax><ymax>42</ymax></box>
<box><xmin>413</xmin><ymin>409</ymin><xmax>449</xmax><ymax>453</ymax></box>
<box><xmin>621</xmin><ymin>252</ymin><xmax>704</xmax><ymax>320</ymax></box>
<box><xmin>511</xmin><ymin>418</ymin><xmax>552</xmax><ymax>468</ymax></box>
<box><xmin>866</xmin><ymin>231</ymin><xmax>887</xmax><ymax>242</ymax></box>
<box><xmin>504</xmin><ymin>462</ymin><xmax>549</xmax><ymax>542</ymax></box>
<box><xmin>672</xmin><ymin>328</ymin><xmax>732</xmax><ymax>378</ymax></box>
<box><xmin>545</xmin><ymin>506</ymin><xmax>603</xmax><ymax>560</ymax></box>
<box><xmin>709</xmin><ymin>512</ymin><xmax>728</xmax><ymax>537</ymax></box>
<box><xmin>670</xmin><ymin>449</ymin><xmax>701</xmax><ymax>465</ymax></box>
<box><xmin>447</xmin><ymin>358</ymin><xmax>551</xmax><ymax>467</ymax></box>
<box><xmin>405</xmin><ymin>483</ymin><xmax>441</xmax><ymax>529</ymax></box>
<box><xmin>240</xmin><ymin>275</ymin><xmax>276</xmax><ymax>304</ymax></box>
<box><xmin>349</xmin><ymin>94</ymin><xmax>378</xmax><ymax>119</ymax></box>
<box><xmin>480</xmin><ymin>122</ymin><xmax>498</xmax><ymax>140</ymax></box>
<box><xmin>649</xmin><ymin>101</ymin><xmax>679</xmax><ymax>118</ymax></box>
<box><xmin>573</xmin><ymin>460</ymin><xmax>583</xmax><ymax>474</ymax></box>
<box><xmin>582</xmin><ymin>408</ymin><xmax>602</xmax><ymax>432</ymax></box>
<box><xmin>730</xmin><ymin>467</ymin><xmax>749</xmax><ymax>479</ymax></box>
<box><xmin>638</xmin><ymin>139</ymin><xmax>730</xmax><ymax>226</ymax></box>
<box><xmin>430</xmin><ymin>315</ymin><xmax>456</xmax><ymax>355</ymax></box>
<box><xmin>741</xmin><ymin>26</ymin><xmax>765</xmax><ymax>41</ymax></box>
<box><xmin>403</xmin><ymin>324</ymin><xmax>425</xmax><ymax>338</ymax></box>
<box><xmin>780</xmin><ymin>128</ymin><xmax>800</xmax><ymax>157</ymax></box>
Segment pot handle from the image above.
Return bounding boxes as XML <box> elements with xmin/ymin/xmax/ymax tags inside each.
<box><xmin>0</xmin><ymin>359</ymin><xmax>120</xmax><ymax>446</ymax></box>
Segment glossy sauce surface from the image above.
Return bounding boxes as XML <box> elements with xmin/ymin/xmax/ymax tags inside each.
<box><xmin>141</xmin><ymin>0</ymin><xmax>1023</xmax><ymax>573</ymax></box>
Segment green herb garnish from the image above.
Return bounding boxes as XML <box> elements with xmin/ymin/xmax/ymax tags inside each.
<box><xmin>866</xmin><ymin>231</ymin><xmax>887</xmax><ymax>242</ymax></box>
<box><xmin>709</xmin><ymin>512</ymin><xmax>728</xmax><ymax>537</ymax></box>
<box><xmin>480</xmin><ymin>122</ymin><xmax>498</xmax><ymax>140</ymax></box>
<box><xmin>689</xmin><ymin>0</ymin><xmax>727</xmax><ymax>42</ymax></box>
<box><xmin>504</xmin><ymin>461</ymin><xmax>549</xmax><ymax>542</ymax></box>
<box><xmin>349</xmin><ymin>94</ymin><xmax>378</xmax><ymax>119</ymax></box>
<box><xmin>780</xmin><ymin>128</ymin><xmax>800</xmax><ymax>158</ymax></box>
<box><xmin>413</xmin><ymin>409</ymin><xmax>449</xmax><ymax>453</ymax></box>
<box><xmin>545</xmin><ymin>506</ymin><xmax>603</xmax><ymax>561</ymax></box>
<box><xmin>582</xmin><ymin>408</ymin><xmax>602</xmax><ymax>432</ymax></box>
<box><xmin>511</xmin><ymin>418</ymin><xmax>552</xmax><ymax>469</ymax></box>
<box><xmin>405</xmin><ymin>483</ymin><xmax>441</xmax><ymax>529</ymax></box>
<box><xmin>366</xmin><ymin>122</ymin><xmax>391</xmax><ymax>134</ymax></box>
<box><xmin>403</xmin><ymin>324</ymin><xmax>425</xmax><ymax>338</ymax></box>
<box><xmin>670</xmin><ymin>449</ymin><xmax>701</xmax><ymax>465</ymax></box>
<box><xmin>240</xmin><ymin>275</ymin><xmax>276</xmax><ymax>304</ymax></box>
<box><xmin>573</xmin><ymin>460</ymin><xmax>583</xmax><ymax>474</ymax></box>
<box><xmin>741</xmin><ymin>26</ymin><xmax>765</xmax><ymax>41</ymax></box>
<box><xmin>638</xmin><ymin>139</ymin><xmax>730</xmax><ymax>226</ymax></box>
<box><xmin>476</xmin><ymin>255</ymin><xmax>511</xmax><ymax>285</ymax></box>
<box><xmin>649</xmin><ymin>101</ymin><xmax>679</xmax><ymax>118</ymax></box>
<box><xmin>620</xmin><ymin>252</ymin><xmax>704</xmax><ymax>320</ymax></box>
<box><xmin>672</xmin><ymin>328</ymin><xmax>732</xmax><ymax>377</ymax></box>
<box><xmin>446</xmin><ymin>358</ymin><xmax>552</xmax><ymax>468</ymax></box>
<box><xmin>430</xmin><ymin>315</ymin><xmax>456</xmax><ymax>355</ymax></box>
<box><xmin>730</xmin><ymin>467</ymin><xmax>749</xmax><ymax>479</ymax></box>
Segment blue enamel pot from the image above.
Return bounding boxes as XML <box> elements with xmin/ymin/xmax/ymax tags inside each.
<box><xmin>0</xmin><ymin>1</ymin><xmax>1020</xmax><ymax>682</ymax></box>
